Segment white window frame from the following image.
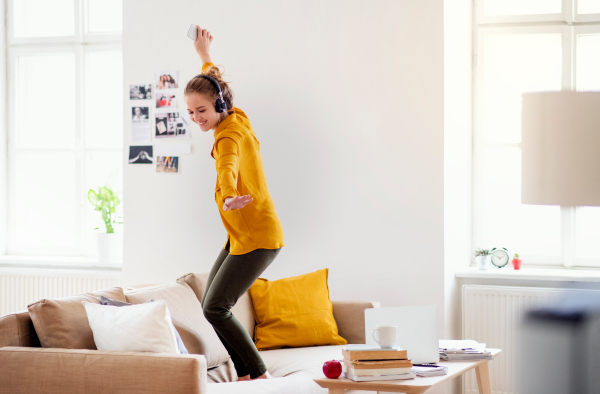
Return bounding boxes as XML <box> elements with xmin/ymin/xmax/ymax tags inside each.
<box><xmin>475</xmin><ymin>0</ymin><xmax>572</xmax><ymax>25</ymax></box>
<box><xmin>473</xmin><ymin>1</ymin><xmax>600</xmax><ymax>268</ymax></box>
<box><xmin>2</xmin><ymin>0</ymin><xmax>122</xmax><ymax>267</ymax></box>
<box><xmin>574</xmin><ymin>1</ymin><xmax>600</xmax><ymax>22</ymax></box>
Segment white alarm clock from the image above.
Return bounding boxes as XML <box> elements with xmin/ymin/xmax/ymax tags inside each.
<box><xmin>490</xmin><ymin>247</ymin><xmax>509</xmax><ymax>268</ymax></box>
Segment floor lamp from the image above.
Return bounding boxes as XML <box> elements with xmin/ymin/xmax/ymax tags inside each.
<box><xmin>520</xmin><ymin>91</ymin><xmax>600</xmax><ymax>394</ymax></box>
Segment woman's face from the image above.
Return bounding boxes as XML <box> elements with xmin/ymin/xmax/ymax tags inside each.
<box><xmin>134</xmin><ymin>107</ymin><xmax>141</xmax><ymax>116</ymax></box>
<box><xmin>186</xmin><ymin>92</ymin><xmax>222</xmax><ymax>132</ymax></box>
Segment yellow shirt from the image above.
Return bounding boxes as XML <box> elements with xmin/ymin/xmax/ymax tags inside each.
<box><xmin>204</xmin><ymin>63</ymin><xmax>285</xmax><ymax>255</ymax></box>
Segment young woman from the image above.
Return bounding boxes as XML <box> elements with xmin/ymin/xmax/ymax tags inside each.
<box><xmin>184</xmin><ymin>25</ymin><xmax>285</xmax><ymax>382</ymax></box>
<box><xmin>168</xmin><ymin>74</ymin><xmax>178</xmax><ymax>88</ymax></box>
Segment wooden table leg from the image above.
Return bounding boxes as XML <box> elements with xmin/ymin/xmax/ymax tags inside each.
<box><xmin>328</xmin><ymin>389</ymin><xmax>345</xmax><ymax>394</ymax></box>
<box><xmin>475</xmin><ymin>361</ymin><xmax>492</xmax><ymax>394</ymax></box>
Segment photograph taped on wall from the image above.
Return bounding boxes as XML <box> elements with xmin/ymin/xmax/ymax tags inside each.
<box><xmin>130</xmin><ymin>84</ymin><xmax>153</xmax><ymax>100</ymax></box>
<box><xmin>155</xmin><ymin>111</ymin><xmax>190</xmax><ymax>139</ymax></box>
<box><xmin>128</xmin><ymin>145</ymin><xmax>154</xmax><ymax>164</ymax></box>
<box><xmin>155</xmin><ymin>89</ymin><xmax>177</xmax><ymax>109</ymax></box>
<box><xmin>156</xmin><ymin>156</ymin><xmax>179</xmax><ymax>173</ymax></box>
<box><xmin>155</xmin><ymin>71</ymin><xmax>179</xmax><ymax>90</ymax></box>
<box><xmin>132</xmin><ymin>106</ymin><xmax>148</xmax><ymax>121</ymax></box>
<box><xmin>131</xmin><ymin>106</ymin><xmax>152</xmax><ymax>143</ymax></box>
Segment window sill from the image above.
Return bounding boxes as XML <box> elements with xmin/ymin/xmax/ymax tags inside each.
<box><xmin>455</xmin><ymin>266</ymin><xmax>600</xmax><ymax>283</ymax></box>
<box><xmin>0</xmin><ymin>255</ymin><xmax>122</xmax><ymax>272</ymax></box>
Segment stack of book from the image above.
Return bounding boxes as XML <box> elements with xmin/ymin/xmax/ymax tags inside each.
<box><xmin>341</xmin><ymin>344</ymin><xmax>415</xmax><ymax>381</ymax></box>
<box><xmin>439</xmin><ymin>339</ymin><xmax>492</xmax><ymax>361</ymax></box>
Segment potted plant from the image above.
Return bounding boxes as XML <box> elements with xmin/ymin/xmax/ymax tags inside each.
<box><xmin>87</xmin><ymin>181</ymin><xmax>123</xmax><ymax>262</ymax></box>
<box><xmin>512</xmin><ymin>253</ymin><xmax>522</xmax><ymax>270</ymax></box>
<box><xmin>474</xmin><ymin>248</ymin><xmax>491</xmax><ymax>270</ymax></box>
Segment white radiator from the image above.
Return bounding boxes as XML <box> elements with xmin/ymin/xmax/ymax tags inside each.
<box><xmin>462</xmin><ymin>285</ymin><xmax>600</xmax><ymax>394</ymax></box>
<box><xmin>0</xmin><ymin>267</ymin><xmax>122</xmax><ymax>316</ymax></box>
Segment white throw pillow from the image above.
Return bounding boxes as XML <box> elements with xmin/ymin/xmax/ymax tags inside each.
<box><xmin>82</xmin><ymin>299</ymin><xmax>179</xmax><ymax>354</ymax></box>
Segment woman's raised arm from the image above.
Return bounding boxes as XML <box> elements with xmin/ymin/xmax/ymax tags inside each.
<box><xmin>193</xmin><ymin>25</ymin><xmax>214</xmax><ymax>66</ymax></box>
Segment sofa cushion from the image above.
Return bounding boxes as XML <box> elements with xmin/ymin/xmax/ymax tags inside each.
<box><xmin>27</xmin><ymin>287</ymin><xmax>126</xmax><ymax>349</ymax></box>
<box><xmin>100</xmin><ymin>295</ymin><xmax>188</xmax><ymax>354</ymax></box>
<box><xmin>207</xmin><ymin>358</ymin><xmax>238</xmax><ymax>383</ymax></box>
<box><xmin>0</xmin><ymin>310</ymin><xmax>40</xmax><ymax>348</ymax></box>
<box><xmin>205</xmin><ymin>372</ymin><xmax>324</xmax><ymax>394</ymax></box>
<box><xmin>177</xmin><ymin>272</ymin><xmax>255</xmax><ymax>338</ymax></box>
<box><xmin>261</xmin><ymin>344</ymin><xmax>347</xmax><ymax>379</ymax></box>
<box><xmin>125</xmin><ymin>281</ymin><xmax>230</xmax><ymax>368</ymax></box>
<box><xmin>83</xmin><ymin>300</ymin><xmax>180</xmax><ymax>354</ymax></box>
<box><xmin>248</xmin><ymin>268</ymin><xmax>347</xmax><ymax>351</ymax></box>
<box><xmin>207</xmin><ymin>345</ymin><xmax>352</xmax><ymax>393</ymax></box>
<box><xmin>205</xmin><ymin>345</ymin><xmax>348</xmax><ymax>394</ymax></box>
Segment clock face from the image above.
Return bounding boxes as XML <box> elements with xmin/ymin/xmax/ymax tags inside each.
<box><xmin>491</xmin><ymin>249</ymin><xmax>509</xmax><ymax>268</ymax></box>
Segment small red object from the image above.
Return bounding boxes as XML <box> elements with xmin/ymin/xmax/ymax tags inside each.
<box><xmin>512</xmin><ymin>258</ymin><xmax>522</xmax><ymax>270</ymax></box>
<box><xmin>323</xmin><ymin>360</ymin><xmax>342</xmax><ymax>378</ymax></box>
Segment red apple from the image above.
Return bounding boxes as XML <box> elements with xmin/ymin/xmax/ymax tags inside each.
<box><xmin>323</xmin><ymin>359</ymin><xmax>342</xmax><ymax>378</ymax></box>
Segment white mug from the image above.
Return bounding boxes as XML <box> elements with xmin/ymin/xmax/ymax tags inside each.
<box><xmin>372</xmin><ymin>325</ymin><xmax>397</xmax><ymax>349</ymax></box>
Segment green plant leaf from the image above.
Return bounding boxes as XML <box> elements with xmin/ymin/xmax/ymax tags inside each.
<box><xmin>88</xmin><ymin>184</ymin><xmax>123</xmax><ymax>231</ymax></box>
<box><xmin>87</xmin><ymin>189</ymin><xmax>100</xmax><ymax>206</ymax></box>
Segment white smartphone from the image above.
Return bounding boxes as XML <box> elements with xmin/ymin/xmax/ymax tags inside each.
<box><xmin>187</xmin><ymin>24</ymin><xmax>197</xmax><ymax>41</ymax></box>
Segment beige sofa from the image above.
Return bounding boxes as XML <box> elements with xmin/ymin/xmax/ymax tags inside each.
<box><xmin>0</xmin><ymin>272</ymin><xmax>379</xmax><ymax>394</ymax></box>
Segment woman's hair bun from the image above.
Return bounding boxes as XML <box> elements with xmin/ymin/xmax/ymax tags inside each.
<box><xmin>185</xmin><ymin>64</ymin><xmax>234</xmax><ymax>111</ymax></box>
<box><xmin>202</xmin><ymin>64</ymin><xmax>224</xmax><ymax>82</ymax></box>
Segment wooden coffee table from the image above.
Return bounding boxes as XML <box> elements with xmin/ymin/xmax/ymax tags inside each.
<box><xmin>314</xmin><ymin>348</ymin><xmax>501</xmax><ymax>394</ymax></box>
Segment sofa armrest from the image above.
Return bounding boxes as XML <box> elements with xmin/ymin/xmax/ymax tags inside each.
<box><xmin>332</xmin><ymin>301</ymin><xmax>380</xmax><ymax>344</ymax></box>
<box><xmin>0</xmin><ymin>347</ymin><xmax>208</xmax><ymax>394</ymax></box>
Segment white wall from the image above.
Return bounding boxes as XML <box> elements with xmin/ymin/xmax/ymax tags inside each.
<box><xmin>443</xmin><ymin>0</ymin><xmax>472</xmax><ymax>339</ymax></box>
<box><xmin>444</xmin><ymin>1</ymin><xmax>473</xmax><ymax>392</ymax></box>
<box><xmin>0</xmin><ymin>0</ymin><xmax>7</xmax><ymax>255</ymax></box>
<box><xmin>123</xmin><ymin>0</ymin><xmax>444</xmax><ymax>323</ymax></box>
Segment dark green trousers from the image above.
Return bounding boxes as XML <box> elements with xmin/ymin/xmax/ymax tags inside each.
<box><xmin>201</xmin><ymin>239</ymin><xmax>281</xmax><ymax>379</ymax></box>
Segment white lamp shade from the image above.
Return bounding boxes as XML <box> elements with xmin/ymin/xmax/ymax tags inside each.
<box><xmin>521</xmin><ymin>91</ymin><xmax>600</xmax><ymax>206</ymax></box>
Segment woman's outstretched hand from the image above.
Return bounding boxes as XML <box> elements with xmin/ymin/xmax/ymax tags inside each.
<box><xmin>193</xmin><ymin>25</ymin><xmax>213</xmax><ymax>64</ymax></box>
<box><xmin>223</xmin><ymin>195</ymin><xmax>253</xmax><ymax>211</ymax></box>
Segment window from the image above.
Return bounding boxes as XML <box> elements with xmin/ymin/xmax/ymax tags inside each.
<box><xmin>474</xmin><ymin>0</ymin><xmax>600</xmax><ymax>267</ymax></box>
<box><xmin>5</xmin><ymin>0</ymin><xmax>123</xmax><ymax>260</ymax></box>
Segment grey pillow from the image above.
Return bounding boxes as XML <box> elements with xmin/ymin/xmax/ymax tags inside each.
<box><xmin>100</xmin><ymin>295</ymin><xmax>188</xmax><ymax>354</ymax></box>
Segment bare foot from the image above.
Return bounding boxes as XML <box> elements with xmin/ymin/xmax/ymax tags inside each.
<box><xmin>251</xmin><ymin>371</ymin><xmax>272</xmax><ymax>380</ymax></box>
<box><xmin>237</xmin><ymin>374</ymin><xmax>251</xmax><ymax>381</ymax></box>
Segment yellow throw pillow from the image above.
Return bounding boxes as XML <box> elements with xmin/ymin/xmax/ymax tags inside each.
<box><xmin>248</xmin><ymin>268</ymin><xmax>347</xmax><ymax>351</ymax></box>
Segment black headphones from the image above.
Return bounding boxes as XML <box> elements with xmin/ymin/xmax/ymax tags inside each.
<box><xmin>196</xmin><ymin>74</ymin><xmax>228</xmax><ymax>113</ymax></box>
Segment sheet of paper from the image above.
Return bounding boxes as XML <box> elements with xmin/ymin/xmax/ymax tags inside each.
<box><xmin>131</xmin><ymin>106</ymin><xmax>151</xmax><ymax>143</ymax></box>
<box><xmin>439</xmin><ymin>339</ymin><xmax>485</xmax><ymax>350</ymax></box>
<box><xmin>155</xmin><ymin>144</ymin><xmax>191</xmax><ymax>156</ymax></box>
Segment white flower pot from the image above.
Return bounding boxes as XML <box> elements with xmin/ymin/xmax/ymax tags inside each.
<box><xmin>476</xmin><ymin>255</ymin><xmax>491</xmax><ymax>270</ymax></box>
<box><xmin>97</xmin><ymin>232</ymin><xmax>123</xmax><ymax>262</ymax></box>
